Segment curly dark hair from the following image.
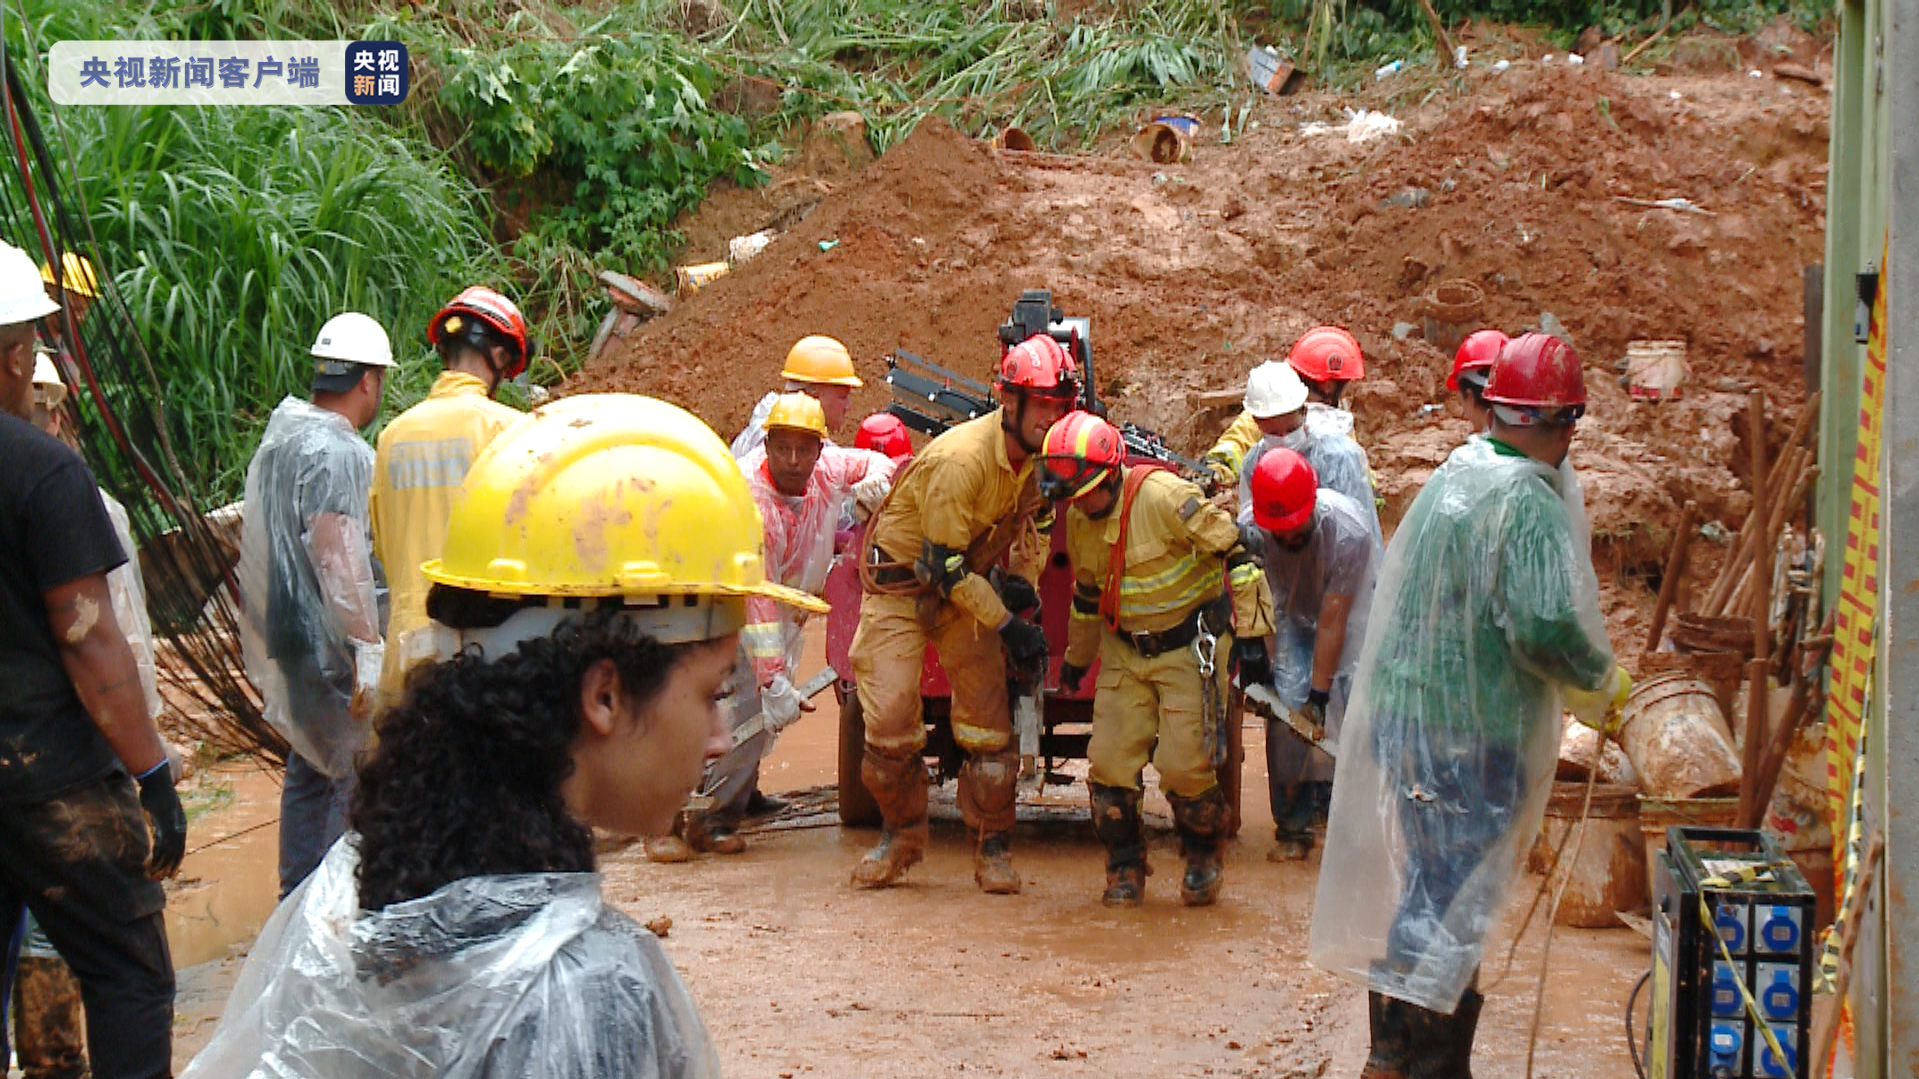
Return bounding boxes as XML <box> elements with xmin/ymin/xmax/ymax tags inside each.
<box><xmin>352</xmin><ymin>588</ymin><xmax>693</xmax><ymax>911</ymax></box>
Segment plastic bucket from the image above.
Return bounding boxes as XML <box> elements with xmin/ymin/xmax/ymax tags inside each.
<box><xmin>1617</xmin><ymin>672</ymin><xmax>1743</xmax><ymax>799</ymax></box>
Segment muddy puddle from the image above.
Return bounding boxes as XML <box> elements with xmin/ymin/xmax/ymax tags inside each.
<box><xmin>166</xmin><ymin>764</ymin><xmax>282</xmax><ymax>969</ymax></box>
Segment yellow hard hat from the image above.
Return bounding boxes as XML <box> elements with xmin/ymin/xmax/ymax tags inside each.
<box><xmin>763</xmin><ymin>391</ymin><xmax>828</xmax><ymax>438</ymax></box>
<box><xmin>779</xmin><ymin>335</ymin><xmax>862</xmax><ymax>387</ymax></box>
<box><xmin>39</xmin><ymin>253</ymin><xmax>99</xmax><ymax>298</ymax></box>
<box><xmin>423</xmin><ymin>393</ymin><xmax>827</xmax><ymax>616</ymax></box>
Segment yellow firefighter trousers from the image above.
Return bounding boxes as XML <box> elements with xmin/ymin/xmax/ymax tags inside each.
<box><xmin>1088</xmin><ymin>631</ymin><xmax>1232</xmax><ymax>799</ymax></box>
<box><xmin>853</xmin><ymin>591</ymin><xmax>1011</xmax><ymax>754</ymax></box>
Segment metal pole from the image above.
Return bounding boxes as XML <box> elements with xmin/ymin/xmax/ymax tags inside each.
<box><xmin>1879</xmin><ymin>0</ymin><xmax>1918</xmax><ymax>1064</ymax></box>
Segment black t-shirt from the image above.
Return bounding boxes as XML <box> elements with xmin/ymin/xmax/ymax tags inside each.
<box><xmin>0</xmin><ymin>410</ymin><xmax>127</xmax><ymax>804</ymax></box>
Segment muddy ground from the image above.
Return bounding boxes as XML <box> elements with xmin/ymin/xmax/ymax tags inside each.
<box><xmin>167</xmin><ymin>628</ymin><xmax>1650</xmax><ymax>1078</ymax></box>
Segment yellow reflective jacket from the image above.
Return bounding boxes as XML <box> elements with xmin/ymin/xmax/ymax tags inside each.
<box><xmin>1062</xmin><ymin>467</ymin><xmax>1273</xmax><ymax>667</ymax></box>
<box><xmin>1203</xmin><ymin>409</ymin><xmax>1263</xmax><ymax>483</ymax></box>
<box><xmin>867</xmin><ymin>409</ymin><xmax>1045</xmax><ymax>630</ymax></box>
<box><xmin>370</xmin><ymin>372</ymin><xmax>523</xmax><ymax>703</ymax></box>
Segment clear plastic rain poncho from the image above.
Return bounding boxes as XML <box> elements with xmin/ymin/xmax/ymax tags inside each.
<box><xmin>237</xmin><ymin>397</ymin><xmax>379</xmax><ymax>777</ymax></box>
<box><xmin>180</xmin><ymin>840</ymin><xmax>721</xmax><ymax>1079</ymax></box>
<box><xmin>737</xmin><ymin>443</ymin><xmax>895</xmax><ymax>690</ymax></box>
<box><xmin>1238</xmin><ymin>487</ymin><xmax>1379</xmax><ymax>774</ymax></box>
<box><xmin>1238</xmin><ymin>403</ymin><xmax>1382</xmax><ymax>548</ymax></box>
<box><xmin>100</xmin><ymin>489</ymin><xmax>164</xmax><ymax>720</ymax></box>
<box><xmin>1308</xmin><ymin>435</ymin><xmax>1615</xmax><ymax>1013</ymax></box>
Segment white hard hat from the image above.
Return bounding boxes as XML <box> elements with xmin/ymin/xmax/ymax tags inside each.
<box><xmin>310</xmin><ymin>311</ymin><xmax>396</xmax><ymax>369</ymax></box>
<box><xmin>1244</xmin><ymin>360</ymin><xmax>1308</xmax><ymax>419</ymax></box>
<box><xmin>32</xmin><ymin>348</ymin><xmax>66</xmax><ymax>410</ymax></box>
<box><xmin>0</xmin><ymin>240</ymin><xmax>62</xmax><ymax>327</ymax></box>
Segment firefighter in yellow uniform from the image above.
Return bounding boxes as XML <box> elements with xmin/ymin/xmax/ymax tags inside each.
<box><xmin>1041</xmin><ymin>412</ymin><xmax>1274</xmax><ymax>907</ymax></box>
<box><xmin>370</xmin><ymin>286</ymin><xmax>531</xmax><ymax>706</ymax></box>
<box><xmin>850</xmin><ymin>334</ymin><xmax>1078</xmax><ymax>894</ymax></box>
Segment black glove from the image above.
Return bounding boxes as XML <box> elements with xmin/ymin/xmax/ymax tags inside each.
<box><xmin>1237</xmin><ymin>522</ymin><xmax>1266</xmax><ymax>557</ymax></box>
<box><xmin>1300</xmin><ymin>687</ymin><xmax>1331</xmax><ymax>737</ymax></box>
<box><xmin>137</xmin><ymin>759</ymin><xmax>188</xmax><ymax>879</ymax></box>
<box><xmin>999</xmin><ymin>615</ymin><xmax>1051</xmax><ymax>669</ymax></box>
<box><xmin>1233</xmin><ymin>637</ymin><xmax>1271</xmax><ymax>689</ymax></box>
<box><xmin>1058</xmin><ymin>661</ymin><xmax>1089</xmax><ymax>694</ymax></box>
<box><xmin>997</xmin><ymin>573</ymin><xmax>1041</xmax><ymax>619</ymax></box>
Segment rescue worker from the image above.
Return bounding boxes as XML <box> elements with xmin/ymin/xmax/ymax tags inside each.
<box><xmin>1205</xmin><ymin>335</ymin><xmax>1381</xmax><ymax>544</ymax></box>
<box><xmin>182</xmin><ymin>395</ymin><xmax>812</xmax><ymax>1078</ymax></box>
<box><xmin>1042</xmin><ymin>412</ymin><xmax>1272</xmax><ymax>907</ymax></box>
<box><xmin>731</xmin><ymin>334</ymin><xmax>863</xmax><ymax>459</ymax></box>
<box><xmin>1308</xmin><ymin>333</ymin><xmax>1631</xmax><ymax>1078</ymax></box>
<box><xmin>237</xmin><ymin>312</ymin><xmax>392</xmax><ymax>898</ymax></box>
<box><xmin>371</xmin><ymin>286</ymin><xmax>530</xmax><ymax>707</ymax></box>
<box><xmin>0</xmin><ymin>238</ymin><xmax>185</xmax><ymax>1079</ymax></box>
<box><xmin>1239</xmin><ymin>449</ymin><xmax>1377</xmax><ymax>862</ymax></box>
<box><xmin>849</xmin><ymin>333</ymin><xmax>1077</xmax><ymax>894</ymax></box>
<box><xmin>11</xmin><ymin>353</ymin><xmax>173</xmax><ymax>1079</ymax></box>
<box><xmin>1447</xmin><ymin>329</ymin><xmax>1507</xmax><ymax>434</ymax></box>
<box><xmin>646</xmin><ymin>394</ymin><xmax>897</xmax><ymax>861</ymax></box>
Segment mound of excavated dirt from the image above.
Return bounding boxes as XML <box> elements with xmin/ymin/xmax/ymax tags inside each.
<box><xmin>571</xmin><ymin>59</ymin><xmax>1829</xmax><ymax>642</ymax></box>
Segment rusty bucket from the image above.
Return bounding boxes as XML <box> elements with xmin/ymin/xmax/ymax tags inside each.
<box><xmin>1531</xmin><ymin>783</ymin><xmax>1647</xmax><ymax>928</ymax></box>
<box><xmin>1616</xmin><ymin>672</ymin><xmax>1743</xmax><ymax>800</ymax></box>
<box><xmin>1420</xmin><ymin>279</ymin><xmax>1485</xmax><ymax>355</ymax></box>
<box><xmin>1638</xmin><ymin>794</ymin><xmax>1740</xmax><ymax>901</ymax></box>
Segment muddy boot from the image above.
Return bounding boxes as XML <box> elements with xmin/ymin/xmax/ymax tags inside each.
<box><xmin>1090</xmin><ymin>782</ymin><xmax>1148</xmax><ymax>906</ymax></box>
<box><xmin>974</xmin><ymin>831</ymin><xmax>1022</xmax><ymax>894</ymax></box>
<box><xmin>688</xmin><ymin>817</ymin><xmax>747</xmax><ymax>855</ymax></box>
<box><xmin>643</xmin><ymin>834</ymin><xmax>694</xmax><ymax>863</ymax></box>
<box><xmin>852</xmin><ymin>745</ymin><xmax>929</xmax><ymax>889</ymax></box>
<box><xmin>14</xmin><ymin>954</ymin><xmax>88</xmax><ymax>1079</ymax></box>
<box><xmin>1358</xmin><ymin>991</ymin><xmax>1413</xmax><ymax>1079</ymax></box>
<box><xmin>1168</xmin><ymin>786</ymin><xmax>1229</xmax><ymax>907</ymax></box>
<box><xmin>1267</xmin><ymin>834</ymin><xmax>1314</xmax><ymax>862</ymax></box>
<box><xmin>1406</xmin><ymin>987</ymin><xmax>1482</xmax><ymax>1079</ymax></box>
<box><xmin>958</xmin><ymin>749</ymin><xmax>1022</xmax><ymax>895</ymax></box>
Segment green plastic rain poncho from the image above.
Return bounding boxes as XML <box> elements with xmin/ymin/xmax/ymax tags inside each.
<box><xmin>1309</xmin><ymin>435</ymin><xmax>1615</xmax><ymax>1013</ymax></box>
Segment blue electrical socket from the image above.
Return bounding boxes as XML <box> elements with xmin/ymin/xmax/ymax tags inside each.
<box><xmin>1756</xmin><ymin>905</ymin><xmax>1802</xmax><ymax>955</ymax></box>
<box><xmin>1756</xmin><ymin>1025</ymin><xmax>1798</xmax><ymax>1078</ymax></box>
<box><xmin>1714</xmin><ymin>903</ymin><xmax>1750</xmax><ymax>955</ymax></box>
<box><xmin>1709</xmin><ymin>1022</ymin><xmax>1746</xmax><ymax>1075</ymax></box>
<box><xmin>1758</xmin><ymin>963</ymin><xmax>1800</xmax><ymax>1022</ymax></box>
<box><xmin>1712</xmin><ymin>962</ymin><xmax>1745</xmax><ymax>1018</ymax></box>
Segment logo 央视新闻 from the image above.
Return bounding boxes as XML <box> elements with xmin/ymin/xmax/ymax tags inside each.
<box><xmin>344</xmin><ymin>41</ymin><xmax>407</xmax><ymax>105</ymax></box>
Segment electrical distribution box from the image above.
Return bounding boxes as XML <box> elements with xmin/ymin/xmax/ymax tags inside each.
<box><xmin>1650</xmin><ymin>828</ymin><xmax>1816</xmax><ymax>1079</ymax></box>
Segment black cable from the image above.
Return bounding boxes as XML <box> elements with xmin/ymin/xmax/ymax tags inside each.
<box><xmin>1626</xmin><ymin>968</ymin><xmax>1652</xmax><ymax>1079</ymax></box>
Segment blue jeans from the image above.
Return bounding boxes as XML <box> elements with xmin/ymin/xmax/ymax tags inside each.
<box><xmin>280</xmin><ymin>750</ymin><xmax>354</xmax><ymax>899</ymax></box>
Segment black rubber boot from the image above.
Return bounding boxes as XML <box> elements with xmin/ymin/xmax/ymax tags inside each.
<box><xmin>1168</xmin><ymin>786</ymin><xmax>1228</xmax><ymax>907</ymax></box>
<box><xmin>1090</xmin><ymin>783</ymin><xmax>1147</xmax><ymax>906</ymax></box>
<box><xmin>1405</xmin><ymin>987</ymin><xmax>1483</xmax><ymax>1079</ymax></box>
<box><xmin>1359</xmin><ymin>991</ymin><xmax>1413</xmax><ymax>1079</ymax></box>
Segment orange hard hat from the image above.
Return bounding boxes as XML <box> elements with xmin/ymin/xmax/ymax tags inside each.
<box><xmin>1449</xmin><ymin>329</ymin><xmax>1508</xmax><ymax>392</ymax></box>
<box><xmin>1287</xmin><ymin>325</ymin><xmax>1365</xmax><ymax>383</ymax></box>
<box><xmin>999</xmin><ymin>333</ymin><xmax>1079</xmax><ymax>398</ymax></box>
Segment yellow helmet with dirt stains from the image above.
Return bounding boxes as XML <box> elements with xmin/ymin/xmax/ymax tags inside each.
<box><xmin>763</xmin><ymin>391</ymin><xmax>828</xmax><ymax>438</ymax></box>
<box><xmin>423</xmin><ymin>393</ymin><xmax>827</xmax><ymax>617</ymax></box>
<box><xmin>779</xmin><ymin>334</ymin><xmax>862</xmax><ymax>387</ymax></box>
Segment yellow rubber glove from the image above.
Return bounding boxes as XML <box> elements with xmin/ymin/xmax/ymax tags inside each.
<box><xmin>1564</xmin><ymin>666</ymin><xmax>1632</xmax><ymax>736</ymax></box>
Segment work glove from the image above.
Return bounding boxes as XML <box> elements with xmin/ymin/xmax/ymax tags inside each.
<box><xmin>851</xmin><ymin>475</ymin><xmax>891</xmax><ymax>522</ymax></box>
<box><xmin>997</xmin><ymin>573</ymin><xmax>1042</xmax><ymax>619</ymax></box>
<box><xmin>350</xmin><ymin>639</ymin><xmax>385</xmax><ymax>722</ymax></box>
<box><xmin>1565</xmin><ymin>665</ymin><xmax>1633</xmax><ymax>737</ymax></box>
<box><xmin>1233</xmin><ymin>636</ymin><xmax>1272</xmax><ymax>689</ymax></box>
<box><xmin>999</xmin><ymin>615</ymin><xmax>1051</xmax><ymax>670</ymax></box>
<box><xmin>1299</xmin><ymin>686</ymin><xmax>1331</xmax><ymax>740</ymax></box>
<box><xmin>1236</xmin><ymin>521</ymin><xmax>1266</xmax><ymax>558</ymax></box>
<box><xmin>761</xmin><ymin>675</ymin><xmax>807</xmax><ymax>733</ymax></box>
<box><xmin>137</xmin><ymin>758</ymin><xmax>188</xmax><ymax>880</ymax></box>
<box><xmin>1204</xmin><ymin>459</ymin><xmax>1235</xmax><ymax>493</ymax></box>
<box><xmin>1058</xmin><ymin>661</ymin><xmax>1089</xmax><ymax>694</ymax></box>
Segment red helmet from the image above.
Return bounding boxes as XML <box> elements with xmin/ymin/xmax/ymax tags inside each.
<box><xmin>1448</xmin><ymin>329</ymin><xmax>1508</xmax><ymax>392</ymax></box>
<box><xmin>1037</xmin><ymin>411</ymin><xmax>1123</xmax><ymax>501</ymax></box>
<box><xmin>855</xmin><ymin>412</ymin><xmax>914</xmax><ymax>460</ymax></box>
<box><xmin>999</xmin><ymin>333</ymin><xmax>1079</xmax><ymax>399</ymax></box>
<box><xmin>1484</xmin><ymin>333</ymin><xmax>1587</xmax><ymax>422</ymax></box>
<box><xmin>1249</xmin><ymin>448</ymin><xmax>1318</xmax><ymax>533</ymax></box>
<box><xmin>429</xmin><ymin>286</ymin><xmax>533</xmax><ymax>379</ymax></box>
<box><xmin>1287</xmin><ymin>326</ymin><xmax>1365</xmax><ymax>383</ymax></box>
